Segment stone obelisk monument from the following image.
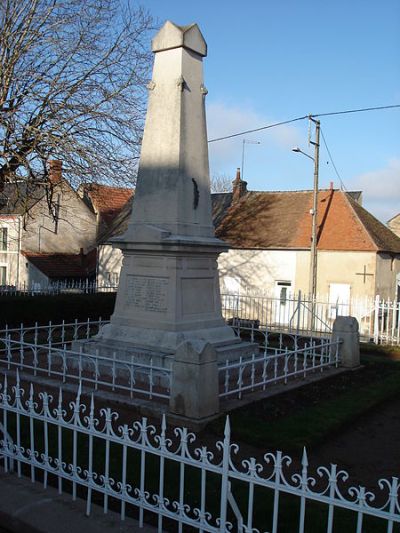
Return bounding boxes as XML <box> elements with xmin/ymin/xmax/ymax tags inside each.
<box><xmin>97</xmin><ymin>21</ymin><xmax>248</xmax><ymax>359</ymax></box>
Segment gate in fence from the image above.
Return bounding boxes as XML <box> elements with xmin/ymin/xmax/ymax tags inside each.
<box><xmin>1</xmin><ymin>377</ymin><xmax>399</xmax><ymax>532</ymax></box>
<box><xmin>221</xmin><ymin>292</ymin><xmax>400</xmax><ymax>346</ymax></box>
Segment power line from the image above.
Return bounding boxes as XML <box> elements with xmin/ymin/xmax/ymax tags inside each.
<box><xmin>311</xmin><ymin>104</ymin><xmax>400</xmax><ymax>119</ymax></box>
<box><xmin>208</xmin><ymin>115</ymin><xmax>308</xmax><ymax>143</ymax></box>
<box><xmin>320</xmin><ymin>128</ymin><xmax>347</xmax><ymax>191</ymax></box>
<box><xmin>208</xmin><ymin>104</ymin><xmax>400</xmax><ymax>143</ymax></box>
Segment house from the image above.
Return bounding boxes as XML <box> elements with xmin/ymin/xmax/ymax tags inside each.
<box><xmin>96</xmin><ymin>169</ymin><xmax>400</xmax><ymax>311</ymax></box>
<box><xmin>78</xmin><ymin>183</ymin><xmax>133</xmax><ymax>237</ymax></box>
<box><xmin>387</xmin><ymin>213</ymin><xmax>400</xmax><ymax>239</ymax></box>
<box><xmin>216</xmin><ymin>171</ymin><xmax>400</xmax><ymax>304</ymax></box>
<box><xmin>0</xmin><ymin>161</ymin><xmax>98</xmax><ymax>287</ymax></box>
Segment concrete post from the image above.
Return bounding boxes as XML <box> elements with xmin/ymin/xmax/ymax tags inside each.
<box><xmin>332</xmin><ymin>316</ymin><xmax>360</xmax><ymax>368</ymax></box>
<box><xmin>169</xmin><ymin>340</ymin><xmax>219</xmax><ymax>423</ymax></box>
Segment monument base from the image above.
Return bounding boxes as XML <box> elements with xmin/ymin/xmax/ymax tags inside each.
<box><xmin>74</xmin><ymin>329</ymin><xmax>258</xmax><ymax>365</ymax></box>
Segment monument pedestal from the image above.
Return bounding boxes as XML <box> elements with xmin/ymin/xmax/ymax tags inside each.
<box><xmin>86</xmin><ymin>239</ymin><xmax>257</xmax><ymax>361</ymax></box>
<box><xmin>77</xmin><ymin>21</ymin><xmax>258</xmax><ymax>420</ymax></box>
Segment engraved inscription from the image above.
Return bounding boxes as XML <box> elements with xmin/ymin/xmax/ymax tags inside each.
<box><xmin>127</xmin><ymin>276</ymin><xmax>168</xmax><ymax>313</ymax></box>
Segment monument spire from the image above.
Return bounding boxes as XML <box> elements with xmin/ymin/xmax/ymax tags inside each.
<box><xmin>92</xmin><ymin>20</ymin><xmax>252</xmax><ymax>356</ymax></box>
<box><xmin>126</xmin><ymin>21</ymin><xmax>215</xmax><ymax>242</ymax></box>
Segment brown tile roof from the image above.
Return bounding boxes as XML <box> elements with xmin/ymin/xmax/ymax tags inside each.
<box><xmin>97</xmin><ymin>193</ymin><xmax>233</xmax><ymax>245</ymax></box>
<box><xmin>22</xmin><ymin>249</ymin><xmax>97</xmax><ymax>279</ymax></box>
<box><xmin>98</xmin><ymin>186</ymin><xmax>400</xmax><ymax>254</ymax></box>
<box><xmin>81</xmin><ymin>184</ymin><xmax>133</xmax><ymax>227</ymax></box>
<box><xmin>346</xmin><ymin>195</ymin><xmax>400</xmax><ymax>253</ymax></box>
<box><xmin>216</xmin><ymin>189</ymin><xmax>400</xmax><ymax>253</ymax></box>
<box><xmin>216</xmin><ymin>190</ymin><xmax>314</xmax><ymax>249</ymax></box>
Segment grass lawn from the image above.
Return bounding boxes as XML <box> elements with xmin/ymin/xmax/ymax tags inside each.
<box><xmin>207</xmin><ymin>345</ymin><xmax>400</xmax><ymax>454</ymax></box>
<box><xmin>2</xmin><ymin>343</ymin><xmax>400</xmax><ymax>532</ymax></box>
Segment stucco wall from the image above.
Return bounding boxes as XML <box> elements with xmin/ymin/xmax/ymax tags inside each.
<box><xmin>375</xmin><ymin>253</ymin><xmax>400</xmax><ymax>300</ymax></box>
<box><xmin>22</xmin><ymin>181</ymin><xmax>97</xmax><ymax>254</ymax></box>
<box><xmin>313</xmin><ymin>250</ymin><xmax>377</xmax><ymax>300</ymax></box>
<box><xmin>388</xmin><ymin>216</ymin><xmax>400</xmax><ymax>238</ymax></box>
<box><xmin>97</xmin><ymin>244</ymin><xmax>123</xmax><ymax>286</ymax></box>
<box><xmin>217</xmin><ymin>249</ymin><xmax>297</xmax><ymax>294</ymax></box>
<box><xmin>0</xmin><ymin>216</ymin><xmax>21</xmax><ymax>285</ymax></box>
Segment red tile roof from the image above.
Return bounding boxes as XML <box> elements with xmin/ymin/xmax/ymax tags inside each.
<box><xmin>98</xmin><ymin>185</ymin><xmax>400</xmax><ymax>254</ymax></box>
<box><xmin>215</xmin><ymin>189</ymin><xmax>400</xmax><ymax>253</ymax></box>
<box><xmin>22</xmin><ymin>249</ymin><xmax>97</xmax><ymax>279</ymax></box>
<box><xmin>82</xmin><ymin>184</ymin><xmax>133</xmax><ymax>226</ymax></box>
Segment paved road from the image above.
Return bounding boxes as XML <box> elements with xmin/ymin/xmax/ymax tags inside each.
<box><xmin>0</xmin><ymin>469</ymin><xmax>159</xmax><ymax>533</ymax></box>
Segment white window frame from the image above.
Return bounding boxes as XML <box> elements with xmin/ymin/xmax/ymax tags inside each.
<box><xmin>0</xmin><ymin>227</ymin><xmax>7</xmax><ymax>252</ymax></box>
<box><xmin>0</xmin><ymin>264</ymin><xmax>7</xmax><ymax>285</ymax></box>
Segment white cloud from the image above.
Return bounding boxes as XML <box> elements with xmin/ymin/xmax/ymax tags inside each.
<box><xmin>349</xmin><ymin>158</ymin><xmax>400</xmax><ymax>222</ymax></box>
<box><xmin>206</xmin><ymin>101</ymin><xmax>302</xmax><ymax>171</ymax></box>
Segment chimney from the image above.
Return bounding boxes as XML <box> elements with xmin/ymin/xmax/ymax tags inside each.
<box><xmin>48</xmin><ymin>160</ymin><xmax>62</xmax><ymax>184</ymax></box>
<box><xmin>231</xmin><ymin>168</ymin><xmax>248</xmax><ymax>204</ymax></box>
<box><xmin>329</xmin><ymin>181</ymin><xmax>334</xmax><ymax>190</ymax></box>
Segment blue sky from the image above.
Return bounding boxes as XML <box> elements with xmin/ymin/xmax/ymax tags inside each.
<box><xmin>144</xmin><ymin>0</ymin><xmax>399</xmax><ymax>222</ymax></box>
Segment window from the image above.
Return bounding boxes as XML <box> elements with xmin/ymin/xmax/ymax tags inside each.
<box><xmin>275</xmin><ymin>281</ymin><xmax>292</xmax><ymax>306</ymax></box>
<box><xmin>0</xmin><ymin>227</ymin><xmax>7</xmax><ymax>251</ymax></box>
<box><xmin>0</xmin><ymin>266</ymin><xmax>6</xmax><ymax>285</ymax></box>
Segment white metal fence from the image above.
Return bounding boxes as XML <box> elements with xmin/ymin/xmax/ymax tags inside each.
<box><xmin>0</xmin><ymin>279</ymin><xmax>118</xmax><ymax>295</ymax></box>
<box><xmin>0</xmin><ymin>318</ymin><xmax>106</xmax><ymax>346</ymax></box>
<box><xmin>221</xmin><ymin>292</ymin><xmax>400</xmax><ymax>345</ymax></box>
<box><xmin>2</xmin><ymin>281</ymin><xmax>399</xmax><ymax>345</ymax></box>
<box><xmin>1</xmin><ymin>377</ymin><xmax>399</xmax><ymax>532</ymax></box>
<box><xmin>1</xmin><ymin>320</ymin><xmax>340</xmax><ymax>404</ymax></box>
<box><xmin>219</xmin><ymin>336</ymin><xmax>341</xmax><ymax>400</ymax></box>
<box><xmin>0</xmin><ymin>320</ymin><xmax>171</xmax><ymax>402</ymax></box>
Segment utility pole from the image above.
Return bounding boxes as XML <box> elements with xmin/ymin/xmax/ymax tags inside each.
<box><xmin>309</xmin><ymin>117</ymin><xmax>320</xmax><ymax>328</ymax></box>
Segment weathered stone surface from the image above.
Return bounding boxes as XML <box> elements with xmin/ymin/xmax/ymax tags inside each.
<box><xmin>332</xmin><ymin>316</ymin><xmax>360</xmax><ymax>368</ymax></box>
<box><xmin>169</xmin><ymin>340</ymin><xmax>219</xmax><ymax>420</ymax></box>
<box><xmin>96</xmin><ymin>20</ymin><xmax>242</xmax><ymax>352</ymax></box>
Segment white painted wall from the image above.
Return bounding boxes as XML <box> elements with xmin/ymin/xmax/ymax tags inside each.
<box><xmin>0</xmin><ymin>216</ymin><xmax>21</xmax><ymax>285</ymax></box>
<box><xmin>97</xmin><ymin>244</ymin><xmax>123</xmax><ymax>286</ymax></box>
<box><xmin>218</xmin><ymin>249</ymin><xmax>297</xmax><ymax>294</ymax></box>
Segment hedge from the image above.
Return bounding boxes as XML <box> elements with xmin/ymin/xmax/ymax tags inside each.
<box><xmin>0</xmin><ymin>293</ymin><xmax>116</xmax><ymax>328</ymax></box>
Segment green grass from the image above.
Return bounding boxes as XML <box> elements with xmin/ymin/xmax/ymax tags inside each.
<box><xmin>3</xmin><ymin>347</ymin><xmax>400</xmax><ymax>531</ymax></box>
<box><xmin>3</xmin><ymin>407</ymin><xmax>392</xmax><ymax>533</ymax></box>
<box><xmin>210</xmin><ymin>353</ymin><xmax>400</xmax><ymax>453</ymax></box>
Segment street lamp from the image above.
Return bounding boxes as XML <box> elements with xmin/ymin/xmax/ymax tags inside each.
<box><xmin>292</xmin><ymin>118</ymin><xmax>320</xmax><ymax>329</ymax></box>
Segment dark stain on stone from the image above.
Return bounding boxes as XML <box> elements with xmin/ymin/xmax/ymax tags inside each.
<box><xmin>192</xmin><ymin>178</ymin><xmax>199</xmax><ymax>209</ymax></box>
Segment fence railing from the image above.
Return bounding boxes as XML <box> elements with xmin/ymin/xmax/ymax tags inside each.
<box><xmin>221</xmin><ymin>292</ymin><xmax>400</xmax><ymax>345</ymax></box>
<box><xmin>219</xmin><ymin>337</ymin><xmax>341</xmax><ymax>399</ymax></box>
<box><xmin>1</xmin><ymin>377</ymin><xmax>399</xmax><ymax>532</ymax></box>
<box><xmin>0</xmin><ymin>279</ymin><xmax>118</xmax><ymax>296</ymax></box>
<box><xmin>0</xmin><ymin>318</ymin><xmax>106</xmax><ymax>348</ymax></box>
<box><xmin>374</xmin><ymin>295</ymin><xmax>400</xmax><ymax>345</ymax></box>
<box><xmin>0</xmin><ymin>319</ymin><xmax>171</xmax><ymax>402</ymax></box>
<box><xmin>1</xmin><ymin>320</ymin><xmax>340</xmax><ymax>405</ymax></box>
<box><xmin>0</xmin><ymin>338</ymin><xmax>171</xmax><ymax>401</ymax></box>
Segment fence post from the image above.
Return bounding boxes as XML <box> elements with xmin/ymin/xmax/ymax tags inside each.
<box><xmin>332</xmin><ymin>316</ymin><xmax>360</xmax><ymax>368</ymax></box>
<box><xmin>373</xmin><ymin>295</ymin><xmax>380</xmax><ymax>344</ymax></box>
<box><xmin>169</xmin><ymin>340</ymin><xmax>219</xmax><ymax>424</ymax></box>
<box><xmin>219</xmin><ymin>417</ymin><xmax>231</xmax><ymax>532</ymax></box>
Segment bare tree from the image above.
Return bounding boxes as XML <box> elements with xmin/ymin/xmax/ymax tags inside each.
<box><xmin>211</xmin><ymin>173</ymin><xmax>233</xmax><ymax>193</ymax></box>
<box><xmin>0</xmin><ymin>0</ymin><xmax>154</xmax><ymax>199</ymax></box>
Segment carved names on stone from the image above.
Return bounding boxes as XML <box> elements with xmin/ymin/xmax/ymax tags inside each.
<box><xmin>127</xmin><ymin>275</ymin><xmax>168</xmax><ymax>313</ymax></box>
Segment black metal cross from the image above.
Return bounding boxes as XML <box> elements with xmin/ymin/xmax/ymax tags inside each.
<box><xmin>356</xmin><ymin>265</ymin><xmax>374</xmax><ymax>283</ymax></box>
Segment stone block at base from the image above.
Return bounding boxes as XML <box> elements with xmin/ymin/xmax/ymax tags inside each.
<box><xmin>332</xmin><ymin>316</ymin><xmax>360</xmax><ymax>369</ymax></box>
<box><xmin>169</xmin><ymin>340</ymin><xmax>219</xmax><ymax>421</ymax></box>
